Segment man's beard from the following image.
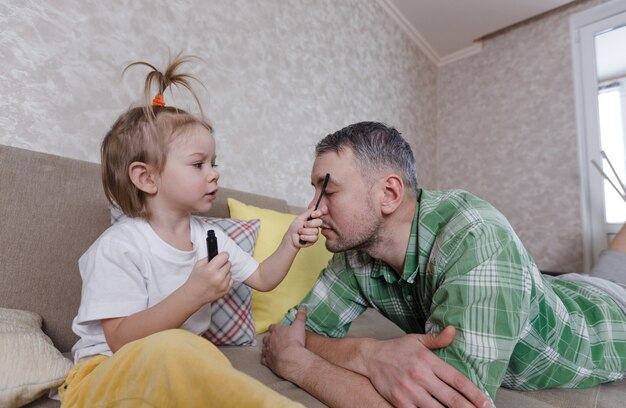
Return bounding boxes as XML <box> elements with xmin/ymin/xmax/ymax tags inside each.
<box><xmin>325</xmin><ymin>199</ymin><xmax>382</xmax><ymax>253</ymax></box>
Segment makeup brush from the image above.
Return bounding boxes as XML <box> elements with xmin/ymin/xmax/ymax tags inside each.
<box><xmin>299</xmin><ymin>173</ymin><xmax>330</xmax><ymax>244</ymax></box>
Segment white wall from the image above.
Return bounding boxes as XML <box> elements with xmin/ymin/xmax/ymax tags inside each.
<box><xmin>0</xmin><ymin>0</ymin><xmax>437</xmax><ymax>207</ymax></box>
<box><xmin>436</xmin><ymin>0</ymin><xmax>609</xmax><ymax>271</ymax></box>
<box><xmin>3</xmin><ymin>0</ymin><xmax>608</xmax><ymax>271</ymax></box>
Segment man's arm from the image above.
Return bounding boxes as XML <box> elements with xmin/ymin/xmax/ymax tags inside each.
<box><xmin>264</xmin><ymin>309</ymin><xmax>491</xmax><ymax>408</ymax></box>
<box><xmin>262</xmin><ymin>309</ymin><xmax>392</xmax><ymax>408</ymax></box>
<box><xmin>427</xmin><ymin>222</ymin><xmax>531</xmax><ymax>399</ymax></box>
<box><xmin>306</xmin><ymin>325</ymin><xmax>490</xmax><ymax>407</ymax></box>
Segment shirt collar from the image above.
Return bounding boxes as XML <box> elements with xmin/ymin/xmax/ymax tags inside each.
<box><xmin>371</xmin><ymin>189</ymin><xmax>422</xmax><ymax>284</ymax></box>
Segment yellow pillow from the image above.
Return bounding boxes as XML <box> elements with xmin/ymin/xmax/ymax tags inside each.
<box><xmin>228</xmin><ymin>198</ymin><xmax>333</xmax><ymax>333</ymax></box>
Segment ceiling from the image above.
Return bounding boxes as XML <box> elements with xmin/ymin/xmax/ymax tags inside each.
<box><xmin>376</xmin><ymin>0</ymin><xmax>577</xmax><ymax>66</ymax></box>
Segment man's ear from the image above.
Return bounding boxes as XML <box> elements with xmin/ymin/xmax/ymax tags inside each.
<box><xmin>380</xmin><ymin>174</ymin><xmax>404</xmax><ymax>215</ymax></box>
<box><xmin>128</xmin><ymin>161</ymin><xmax>158</xmax><ymax>195</ymax></box>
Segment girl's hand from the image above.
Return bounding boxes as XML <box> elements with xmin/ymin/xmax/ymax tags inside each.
<box><xmin>183</xmin><ymin>253</ymin><xmax>233</xmax><ymax>307</ymax></box>
<box><xmin>291</xmin><ymin>208</ymin><xmax>323</xmax><ymax>248</ymax></box>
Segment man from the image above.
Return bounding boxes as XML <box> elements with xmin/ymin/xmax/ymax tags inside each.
<box><xmin>261</xmin><ymin>122</ymin><xmax>626</xmax><ymax>408</ymax></box>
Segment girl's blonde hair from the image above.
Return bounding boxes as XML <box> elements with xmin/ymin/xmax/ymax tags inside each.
<box><xmin>101</xmin><ymin>54</ymin><xmax>213</xmax><ymax>218</ymax></box>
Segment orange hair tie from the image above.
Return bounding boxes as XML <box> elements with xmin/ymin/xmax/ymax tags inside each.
<box><xmin>152</xmin><ymin>94</ymin><xmax>165</xmax><ymax>107</ymax></box>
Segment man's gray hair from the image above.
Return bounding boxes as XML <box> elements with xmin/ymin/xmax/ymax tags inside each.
<box><xmin>315</xmin><ymin>122</ymin><xmax>418</xmax><ymax>196</ymax></box>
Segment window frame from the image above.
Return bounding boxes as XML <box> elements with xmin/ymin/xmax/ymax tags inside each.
<box><xmin>571</xmin><ymin>0</ymin><xmax>626</xmax><ymax>272</ymax></box>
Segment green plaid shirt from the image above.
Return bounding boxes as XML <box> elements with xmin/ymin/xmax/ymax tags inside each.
<box><xmin>284</xmin><ymin>189</ymin><xmax>626</xmax><ymax>399</ymax></box>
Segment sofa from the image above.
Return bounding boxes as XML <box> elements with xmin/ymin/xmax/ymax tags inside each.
<box><xmin>1</xmin><ymin>143</ymin><xmax>624</xmax><ymax>408</ymax></box>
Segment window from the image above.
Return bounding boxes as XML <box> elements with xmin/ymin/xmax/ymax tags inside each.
<box><xmin>597</xmin><ymin>82</ymin><xmax>626</xmax><ymax>224</ymax></box>
<box><xmin>571</xmin><ymin>0</ymin><xmax>626</xmax><ymax>271</ymax></box>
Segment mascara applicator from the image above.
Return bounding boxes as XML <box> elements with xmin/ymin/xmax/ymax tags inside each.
<box><xmin>299</xmin><ymin>173</ymin><xmax>330</xmax><ymax>245</ymax></box>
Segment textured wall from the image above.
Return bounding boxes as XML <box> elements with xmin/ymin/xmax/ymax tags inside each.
<box><xmin>436</xmin><ymin>0</ymin><xmax>608</xmax><ymax>271</ymax></box>
<box><xmin>0</xmin><ymin>0</ymin><xmax>436</xmax><ymax>208</ymax></box>
<box><xmin>3</xmin><ymin>0</ymin><xmax>607</xmax><ymax>271</ymax></box>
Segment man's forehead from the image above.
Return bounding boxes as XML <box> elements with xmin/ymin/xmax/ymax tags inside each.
<box><xmin>314</xmin><ymin>149</ymin><xmax>353</xmax><ymax>165</ymax></box>
<box><xmin>311</xmin><ymin>151</ymin><xmax>354</xmax><ymax>185</ymax></box>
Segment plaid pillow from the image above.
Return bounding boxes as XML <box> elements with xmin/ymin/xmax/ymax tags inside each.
<box><xmin>110</xmin><ymin>207</ymin><xmax>260</xmax><ymax>346</ymax></box>
<box><xmin>200</xmin><ymin>217</ymin><xmax>260</xmax><ymax>346</ymax></box>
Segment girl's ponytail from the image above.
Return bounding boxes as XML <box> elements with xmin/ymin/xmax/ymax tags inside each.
<box><xmin>122</xmin><ymin>54</ymin><xmax>205</xmax><ymax>119</ymax></box>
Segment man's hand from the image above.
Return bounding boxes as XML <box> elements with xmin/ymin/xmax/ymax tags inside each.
<box><xmin>262</xmin><ymin>309</ymin><xmax>491</xmax><ymax>408</ymax></box>
<box><xmin>261</xmin><ymin>307</ymin><xmax>309</xmax><ymax>381</ymax></box>
<box><xmin>262</xmin><ymin>308</ymin><xmax>395</xmax><ymax>407</ymax></box>
<box><xmin>363</xmin><ymin>328</ymin><xmax>491</xmax><ymax>408</ymax></box>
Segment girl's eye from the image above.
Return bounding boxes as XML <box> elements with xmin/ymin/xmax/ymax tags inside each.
<box><xmin>193</xmin><ymin>162</ymin><xmax>203</xmax><ymax>169</ymax></box>
<box><xmin>211</xmin><ymin>163</ymin><xmax>219</xmax><ymax>169</ymax></box>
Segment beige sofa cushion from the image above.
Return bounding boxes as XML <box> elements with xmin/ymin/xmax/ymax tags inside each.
<box><xmin>0</xmin><ymin>308</ymin><xmax>72</xmax><ymax>408</ymax></box>
<box><xmin>0</xmin><ymin>146</ymin><xmax>110</xmax><ymax>352</ymax></box>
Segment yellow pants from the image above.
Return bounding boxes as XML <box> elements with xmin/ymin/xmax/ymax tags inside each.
<box><xmin>59</xmin><ymin>329</ymin><xmax>303</xmax><ymax>408</ymax></box>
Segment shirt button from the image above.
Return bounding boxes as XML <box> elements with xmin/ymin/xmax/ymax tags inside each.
<box><xmin>406</xmin><ymin>295</ymin><xmax>413</xmax><ymax>301</ymax></box>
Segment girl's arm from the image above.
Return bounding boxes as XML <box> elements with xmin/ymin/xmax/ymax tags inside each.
<box><xmin>244</xmin><ymin>209</ymin><xmax>322</xmax><ymax>292</ymax></box>
<box><xmin>102</xmin><ymin>252</ymin><xmax>232</xmax><ymax>352</ymax></box>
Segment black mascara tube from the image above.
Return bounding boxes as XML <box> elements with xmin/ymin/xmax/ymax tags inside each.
<box><xmin>206</xmin><ymin>230</ymin><xmax>218</xmax><ymax>261</ymax></box>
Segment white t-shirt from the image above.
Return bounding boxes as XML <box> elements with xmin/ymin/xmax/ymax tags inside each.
<box><xmin>71</xmin><ymin>216</ymin><xmax>259</xmax><ymax>362</ymax></box>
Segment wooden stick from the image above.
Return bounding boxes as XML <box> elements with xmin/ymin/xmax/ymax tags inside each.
<box><xmin>591</xmin><ymin>159</ymin><xmax>626</xmax><ymax>203</ymax></box>
<box><xmin>601</xmin><ymin>151</ymin><xmax>626</xmax><ymax>195</ymax></box>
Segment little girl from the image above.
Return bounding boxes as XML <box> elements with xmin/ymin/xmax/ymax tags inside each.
<box><xmin>60</xmin><ymin>55</ymin><xmax>320</xmax><ymax>407</ymax></box>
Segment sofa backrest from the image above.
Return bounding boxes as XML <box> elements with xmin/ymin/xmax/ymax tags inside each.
<box><xmin>0</xmin><ymin>144</ymin><xmax>291</xmax><ymax>352</ymax></box>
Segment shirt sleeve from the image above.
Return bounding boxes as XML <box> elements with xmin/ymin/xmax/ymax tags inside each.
<box><xmin>427</xmin><ymin>222</ymin><xmax>530</xmax><ymax>400</ymax></box>
<box><xmin>282</xmin><ymin>252</ymin><xmax>369</xmax><ymax>337</ymax></box>
<box><xmin>75</xmin><ymin>232</ymin><xmax>150</xmax><ymax>325</ymax></box>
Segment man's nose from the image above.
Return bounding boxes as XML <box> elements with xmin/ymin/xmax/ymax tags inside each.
<box><xmin>309</xmin><ymin>194</ymin><xmax>327</xmax><ymax>212</ymax></box>
<box><xmin>316</xmin><ymin>200</ymin><xmax>328</xmax><ymax>214</ymax></box>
